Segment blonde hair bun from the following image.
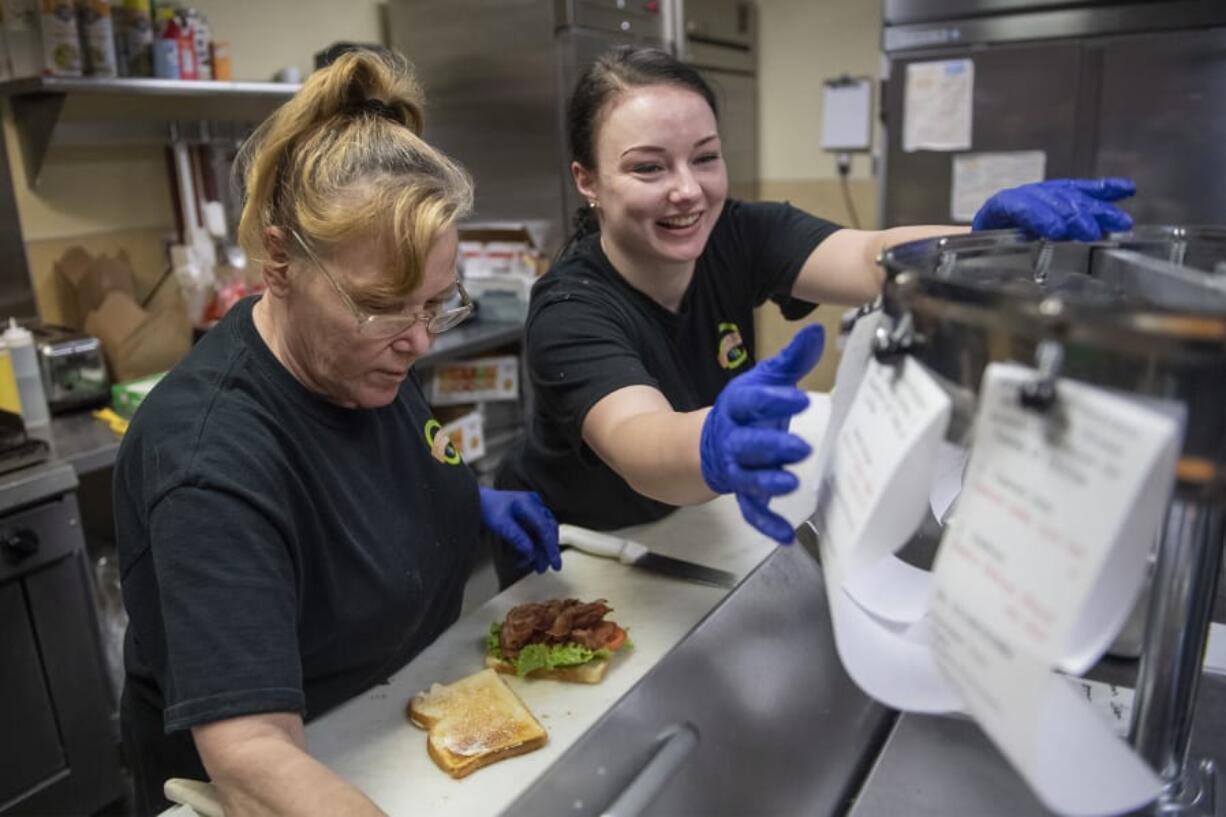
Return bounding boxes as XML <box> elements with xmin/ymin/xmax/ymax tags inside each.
<box><xmin>236</xmin><ymin>48</ymin><xmax>472</xmax><ymax>301</ymax></box>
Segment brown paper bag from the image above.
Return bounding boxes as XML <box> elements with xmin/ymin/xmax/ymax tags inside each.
<box><xmin>54</xmin><ymin>247</ymin><xmax>138</xmax><ymax>330</ymax></box>
<box><xmin>84</xmin><ymin>291</ymin><xmax>191</xmax><ymax>383</ymax></box>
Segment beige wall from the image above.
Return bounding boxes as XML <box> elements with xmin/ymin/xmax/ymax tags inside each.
<box><xmin>1</xmin><ymin>110</ymin><xmax>176</xmax><ymax>322</ymax></box>
<box><xmin>758</xmin><ymin>0</ymin><xmax>882</xmax><ymax>185</ymax></box>
<box><xmin>753</xmin><ymin>0</ymin><xmax>882</xmax><ymax>392</ymax></box>
<box><xmin>189</xmin><ymin>0</ymin><xmax>385</xmax><ymax>82</ymax></box>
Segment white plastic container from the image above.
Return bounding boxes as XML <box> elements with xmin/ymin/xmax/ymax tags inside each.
<box><xmin>4</xmin><ymin>318</ymin><xmax>49</xmax><ymax>428</ymax></box>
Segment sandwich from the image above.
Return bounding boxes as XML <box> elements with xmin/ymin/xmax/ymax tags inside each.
<box><xmin>485</xmin><ymin>597</ymin><xmax>629</xmax><ymax>684</ymax></box>
<box><xmin>408</xmin><ymin>667</ymin><xmax>547</xmax><ymax>779</ymax></box>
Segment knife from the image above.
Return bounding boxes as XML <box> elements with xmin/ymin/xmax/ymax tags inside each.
<box><xmin>558</xmin><ymin>524</ymin><xmax>738</xmax><ymax>589</ymax></box>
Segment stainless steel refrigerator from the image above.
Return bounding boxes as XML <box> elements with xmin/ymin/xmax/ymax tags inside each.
<box><xmin>879</xmin><ymin>0</ymin><xmax>1226</xmax><ymax>228</ymax></box>
<box><xmin>387</xmin><ymin>0</ymin><xmax>759</xmax><ymax>255</ymax></box>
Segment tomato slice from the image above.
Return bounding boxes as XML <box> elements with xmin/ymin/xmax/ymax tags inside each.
<box><xmin>603</xmin><ymin>624</ymin><xmax>627</xmax><ymax>652</ymax></box>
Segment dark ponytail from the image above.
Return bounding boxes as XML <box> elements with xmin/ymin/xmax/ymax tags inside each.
<box><xmin>556</xmin><ymin>203</ymin><xmax>600</xmax><ymax>261</ymax></box>
<box><xmin>557</xmin><ymin>45</ymin><xmax>718</xmax><ymax>260</ymax></box>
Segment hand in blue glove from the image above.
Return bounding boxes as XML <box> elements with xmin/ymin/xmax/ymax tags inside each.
<box><xmin>972</xmin><ymin>177</ymin><xmax>1136</xmax><ymax>241</ymax></box>
<box><xmin>479</xmin><ymin>487</ymin><xmax>562</xmax><ymax>574</ymax></box>
<box><xmin>699</xmin><ymin>324</ymin><xmax>825</xmax><ymax>545</ymax></box>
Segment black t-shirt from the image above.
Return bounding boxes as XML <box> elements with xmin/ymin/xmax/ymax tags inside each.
<box><xmin>498</xmin><ymin>199</ymin><xmax>840</xmax><ymax>530</ymax></box>
<box><xmin>116</xmin><ymin>297</ymin><xmax>480</xmax><ymax>814</ymax></box>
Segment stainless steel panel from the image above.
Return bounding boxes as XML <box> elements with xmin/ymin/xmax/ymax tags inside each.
<box><xmin>881</xmin><ymin>42</ymin><xmax>1082</xmax><ymax>227</ymax></box>
<box><xmin>0</xmin><ymin>477</ymin><xmax>81</xmax><ymax>585</ymax></box>
<box><xmin>557</xmin><ymin>25</ymin><xmax>669</xmax><ymax>231</ymax></box>
<box><xmin>885</xmin><ymin>0</ymin><xmax>1135</xmax><ymax>27</ymax></box>
<box><xmin>683</xmin><ymin>0</ymin><xmax>751</xmax><ymax>48</ymax></box>
<box><xmin>1131</xmin><ymin>497</ymin><xmax>1224</xmax><ymax>795</ymax></box>
<box><xmin>570</xmin><ymin>0</ymin><xmax>666</xmax><ymax>38</ymax></box>
<box><xmin>848</xmin><ymin>671</ymin><xmax>1226</xmax><ymax>817</ymax></box>
<box><xmin>388</xmin><ymin>0</ymin><xmax>568</xmax><ymax>251</ymax></box>
<box><xmin>883</xmin><ymin>0</ymin><xmax>1226</xmax><ymax>52</ymax></box>
<box><xmin>16</xmin><ymin>548</ymin><xmax>124</xmax><ymax>815</ymax></box>
<box><xmin>700</xmin><ymin>68</ymin><xmax>758</xmax><ymax>201</ymax></box>
<box><xmin>388</xmin><ymin>0</ymin><xmax>666</xmax><ymax>254</ymax></box>
<box><xmin>501</xmin><ymin>544</ymin><xmax>892</xmax><ymax>817</ymax></box>
<box><xmin>1093</xmin><ymin>28</ymin><xmax>1226</xmax><ymax>224</ymax></box>
<box><xmin>0</xmin><ymin>581</ymin><xmax>65</xmax><ymax>807</ymax></box>
<box><xmin>679</xmin><ymin>0</ymin><xmax>756</xmax><ymax>73</ymax></box>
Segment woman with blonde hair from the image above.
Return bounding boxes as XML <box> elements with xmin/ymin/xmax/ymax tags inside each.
<box><xmin>115</xmin><ymin>48</ymin><xmax>559</xmax><ymax>816</ymax></box>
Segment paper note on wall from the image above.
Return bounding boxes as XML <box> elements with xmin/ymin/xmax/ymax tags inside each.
<box><xmin>951</xmin><ymin>151</ymin><xmax>1047</xmax><ymax>222</ymax></box>
<box><xmin>903</xmin><ymin>59</ymin><xmax>974</xmax><ymax>152</ymax></box>
<box><xmin>930</xmin><ymin>363</ymin><xmax>1177</xmax><ymax>816</ymax></box>
<box><xmin>821</xmin><ymin>77</ymin><xmax>874</xmax><ymax>151</ymax></box>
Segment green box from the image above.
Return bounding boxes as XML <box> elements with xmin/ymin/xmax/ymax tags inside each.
<box><xmin>111</xmin><ymin>372</ymin><xmax>166</xmax><ymax>419</ymax></box>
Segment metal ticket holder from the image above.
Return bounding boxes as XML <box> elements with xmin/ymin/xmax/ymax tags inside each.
<box><xmin>876</xmin><ymin>227</ymin><xmax>1226</xmax><ymax>816</ymax></box>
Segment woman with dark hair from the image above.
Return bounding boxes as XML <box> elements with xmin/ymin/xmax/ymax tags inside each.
<box><xmin>497</xmin><ymin>45</ymin><xmax>1133</xmax><ymax>556</ymax></box>
<box><xmin>115</xmin><ymin>50</ymin><xmax>560</xmax><ymax>816</ymax></box>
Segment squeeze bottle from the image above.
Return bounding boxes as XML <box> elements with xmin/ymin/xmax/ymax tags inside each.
<box><xmin>0</xmin><ymin>341</ymin><xmax>23</xmax><ymax>416</ymax></box>
<box><xmin>4</xmin><ymin>320</ymin><xmax>49</xmax><ymax>428</ymax></box>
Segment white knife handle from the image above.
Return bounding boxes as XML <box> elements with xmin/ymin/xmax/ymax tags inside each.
<box><xmin>164</xmin><ymin>778</ymin><xmax>223</xmax><ymax>817</ymax></box>
<box><xmin>558</xmin><ymin>524</ymin><xmax>648</xmax><ymax>564</ymax></box>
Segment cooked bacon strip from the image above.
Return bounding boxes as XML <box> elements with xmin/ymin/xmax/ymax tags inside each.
<box><xmin>498</xmin><ymin>598</ymin><xmax>614</xmax><ymax>659</ymax></box>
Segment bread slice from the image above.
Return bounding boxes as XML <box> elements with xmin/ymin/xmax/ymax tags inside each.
<box><xmin>407</xmin><ymin>668</ymin><xmax>547</xmax><ymax>779</ymax></box>
<box><xmin>484</xmin><ymin>654</ymin><xmax>609</xmax><ymax>684</ymax></box>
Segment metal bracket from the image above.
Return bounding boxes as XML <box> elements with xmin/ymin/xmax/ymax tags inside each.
<box><xmin>1019</xmin><ymin>339</ymin><xmax>1064</xmax><ymax>411</ymax></box>
<box><xmin>872</xmin><ymin>311</ymin><xmax>920</xmax><ymax>364</ymax></box>
<box><xmin>1154</xmin><ymin>757</ymin><xmax>1217</xmax><ymax>816</ymax></box>
<box><xmin>1033</xmin><ymin>242</ymin><xmax>1055</xmax><ymax>285</ymax></box>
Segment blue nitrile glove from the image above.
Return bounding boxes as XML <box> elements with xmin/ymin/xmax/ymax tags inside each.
<box><xmin>972</xmin><ymin>177</ymin><xmax>1136</xmax><ymax>241</ymax></box>
<box><xmin>479</xmin><ymin>487</ymin><xmax>562</xmax><ymax>574</ymax></box>
<box><xmin>699</xmin><ymin>324</ymin><xmax>825</xmax><ymax>545</ymax></box>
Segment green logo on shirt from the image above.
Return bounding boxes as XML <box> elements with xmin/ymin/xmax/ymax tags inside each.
<box><xmin>424</xmin><ymin>419</ymin><xmax>462</xmax><ymax>465</ymax></box>
<box><xmin>717</xmin><ymin>322</ymin><xmax>748</xmax><ymax>370</ymax></box>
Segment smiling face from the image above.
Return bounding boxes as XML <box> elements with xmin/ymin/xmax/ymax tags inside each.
<box><xmin>573</xmin><ymin>83</ymin><xmax>727</xmax><ymax>273</ymax></box>
<box><xmin>281</xmin><ymin>227</ymin><xmax>460</xmax><ymax>409</ymax></box>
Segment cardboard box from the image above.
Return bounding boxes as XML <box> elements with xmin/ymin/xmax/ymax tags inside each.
<box><xmin>427</xmin><ymin>355</ymin><xmax>519</xmax><ymax>406</ymax></box>
<box><xmin>458</xmin><ymin>223</ymin><xmax>545</xmax><ymax>313</ymax></box>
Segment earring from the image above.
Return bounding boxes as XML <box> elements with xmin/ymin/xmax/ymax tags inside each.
<box><xmin>588</xmin><ymin>200</ymin><xmax>597</xmax><ymax>209</ymax></box>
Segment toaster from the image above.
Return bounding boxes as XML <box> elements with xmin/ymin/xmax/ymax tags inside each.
<box><xmin>29</xmin><ymin>324</ymin><xmax>111</xmax><ymax>414</ymax></box>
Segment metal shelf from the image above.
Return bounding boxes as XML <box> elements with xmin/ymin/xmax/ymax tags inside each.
<box><xmin>0</xmin><ymin>76</ymin><xmax>300</xmax><ymax>185</ymax></box>
<box><xmin>416</xmin><ymin>318</ymin><xmax>523</xmax><ymax>369</ymax></box>
<box><xmin>0</xmin><ymin>75</ymin><xmax>300</xmax><ymax>99</ymax></box>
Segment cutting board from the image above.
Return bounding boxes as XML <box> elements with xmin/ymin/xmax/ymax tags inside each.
<box><xmin>161</xmin><ymin>396</ymin><xmax>831</xmax><ymax>816</ymax></box>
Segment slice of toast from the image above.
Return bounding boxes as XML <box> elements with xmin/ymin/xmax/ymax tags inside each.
<box><xmin>484</xmin><ymin>654</ymin><xmax>609</xmax><ymax>684</ymax></box>
<box><xmin>407</xmin><ymin>668</ymin><xmax>547</xmax><ymax>779</ymax></box>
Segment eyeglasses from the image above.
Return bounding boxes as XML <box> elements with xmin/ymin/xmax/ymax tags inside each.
<box><xmin>289</xmin><ymin>228</ymin><xmax>474</xmax><ymax>338</ymax></box>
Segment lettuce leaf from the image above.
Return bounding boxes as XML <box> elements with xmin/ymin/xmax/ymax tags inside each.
<box><xmin>487</xmin><ymin>621</ymin><xmax>612</xmax><ymax>677</ymax></box>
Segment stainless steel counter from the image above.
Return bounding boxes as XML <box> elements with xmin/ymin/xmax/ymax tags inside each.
<box><xmin>502</xmin><ymin>543</ymin><xmax>893</xmax><ymax>817</ymax></box>
<box><xmin>848</xmin><ymin>670</ymin><xmax>1226</xmax><ymax>817</ymax></box>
